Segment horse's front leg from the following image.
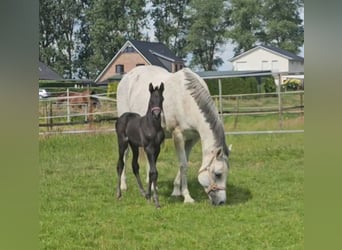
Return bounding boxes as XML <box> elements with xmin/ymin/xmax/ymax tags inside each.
<box><xmin>172</xmin><ymin>128</ymin><xmax>195</xmax><ymax>203</ymax></box>
<box><xmin>145</xmin><ymin>146</ymin><xmax>160</xmax><ymax>208</ymax></box>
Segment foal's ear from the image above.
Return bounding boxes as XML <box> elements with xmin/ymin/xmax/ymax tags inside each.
<box><xmin>149</xmin><ymin>83</ymin><xmax>154</xmax><ymax>93</ymax></box>
<box><xmin>159</xmin><ymin>82</ymin><xmax>164</xmax><ymax>93</ymax></box>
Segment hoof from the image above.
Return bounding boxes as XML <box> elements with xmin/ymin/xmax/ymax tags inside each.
<box><xmin>171</xmin><ymin>189</ymin><xmax>182</xmax><ymax>196</ymax></box>
<box><xmin>184</xmin><ymin>196</ymin><xmax>195</xmax><ymax>203</ymax></box>
<box><xmin>120</xmin><ymin>183</ymin><xmax>127</xmax><ymax>190</ymax></box>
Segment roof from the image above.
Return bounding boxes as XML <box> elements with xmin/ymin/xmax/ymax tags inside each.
<box><xmin>130</xmin><ymin>40</ymin><xmax>184</xmax><ymax>65</ymax></box>
<box><xmin>38</xmin><ymin>61</ymin><xmax>63</xmax><ymax>80</ymax></box>
<box><xmin>229</xmin><ymin>45</ymin><xmax>304</xmax><ymax>62</ymax></box>
<box><xmin>95</xmin><ymin>40</ymin><xmax>184</xmax><ymax>83</ymax></box>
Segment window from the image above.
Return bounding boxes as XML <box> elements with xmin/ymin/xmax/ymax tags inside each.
<box><xmin>174</xmin><ymin>64</ymin><xmax>184</xmax><ymax>72</ymax></box>
<box><xmin>123</xmin><ymin>46</ymin><xmax>135</xmax><ymax>53</ymax></box>
<box><xmin>271</xmin><ymin>60</ymin><xmax>279</xmax><ymax>72</ymax></box>
<box><xmin>116</xmin><ymin>64</ymin><xmax>124</xmax><ymax>74</ymax></box>
<box><xmin>136</xmin><ymin>63</ymin><xmax>144</xmax><ymax>67</ymax></box>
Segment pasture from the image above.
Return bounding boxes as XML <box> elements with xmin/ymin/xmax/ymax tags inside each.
<box><xmin>39</xmin><ymin>132</ymin><xmax>303</xmax><ymax>249</ymax></box>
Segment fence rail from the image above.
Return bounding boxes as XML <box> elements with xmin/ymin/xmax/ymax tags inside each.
<box><xmin>39</xmin><ymin>89</ymin><xmax>304</xmax><ymax>135</ymax></box>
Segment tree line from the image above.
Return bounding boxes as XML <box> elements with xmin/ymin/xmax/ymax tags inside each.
<box><xmin>39</xmin><ymin>0</ymin><xmax>304</xmax><ymax>80</ymax></box>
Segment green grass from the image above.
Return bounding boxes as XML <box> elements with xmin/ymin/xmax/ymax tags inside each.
<box><xmin>223</xmin><ymin>113</ymin><xmax>304</xmax><ymax>131</ymax></box>
<box><xmin>40</xmin><ymin>133</ymin><xmax>303</xmax><ymax>249</ymax></box>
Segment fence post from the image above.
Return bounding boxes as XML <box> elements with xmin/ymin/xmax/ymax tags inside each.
<box><xmin>234</xmin><ymin>96</ymin><xmax>240</xmax><ymax>129</ymax></box>
<box><xmin>84</xmin><ymin>104</ymin><xmax>88</xmax><ymax>122</ymax></box>
<box><xmin>67</xmin><ymin>88</ymin><xmax>70</xmax><ymax>123</ymax></box>
<box><xmin>277</xmin><ymin>73</ymin><xmax>283</xmax><ymax>129</ymax></box>
<box><xmin>49</xmin><ymin>100</ymin><xmax>53</xmax><ymax>131</ymax></box>
<box><xmin>218</xmin><ymin>79</ymin><xmax>223</xmax><ymax>121</ymax></box>
<box><xmin>88</xmin><ymin>89</ymin><xmax>94</xmax><ymax>129</ymax></box>
<box><xmin>44</xmin><ymin>101</ymin><xmax>48</xmax><ymax>130</ymax></box>
<box><xmin>300</xmin><ymin>92</ymin><xmax>304</xmax><ymax>117</ymax></box>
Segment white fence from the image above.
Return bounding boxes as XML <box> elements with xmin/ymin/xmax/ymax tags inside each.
<box><xmin>39</xmin><ymin>89</ymin><xmax>304</xmax><ymax>135</ymax></box>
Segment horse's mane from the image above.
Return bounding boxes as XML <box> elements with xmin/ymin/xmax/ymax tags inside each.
<box><xmin>183</xmin><ymin>69</ymin><xmax>229</xmax><ymax>155</ymax></box>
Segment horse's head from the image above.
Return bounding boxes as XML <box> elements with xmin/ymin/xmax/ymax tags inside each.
<box><xmin>90</xmin><ymin>91</ymin><xmax>101</xmax><ymax>108</ymax></box>
<box><xmin>198</xmin><ymin>147</ymin><xmax>229</xmax><ymax>205</ymax></box>
<box><xmin>148</xmin><ymin>82</ymin><xmax>164</xmax><ymax>119</ymax></box>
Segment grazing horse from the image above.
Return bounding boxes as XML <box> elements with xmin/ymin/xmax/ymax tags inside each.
<box><xmin>56</xmin><ymin>90</ymin><xmax>100</xmax><ymax>109</ymax></box>
<box><xmin>117</xmin><ymin>65</ymin><xmax>230</xmax><ymax>206</ymax></box>
<box><xmin>115</xmin><ymin>83</ymin><xmax>165</xmax><ymax>208</ymax></box>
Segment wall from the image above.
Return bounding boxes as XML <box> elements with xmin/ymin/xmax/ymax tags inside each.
<box><xmin>232</xmin><ymin>48</ymin><xmax>289</xmax><ymax>72</ymax></box>
<box><xmin>288</xmin><ymin>60</ymin><xmax>304</xmax><ymax>73</ymax></box>
<box><xmin>97</xmin><ymin>52</ymin><xmax>149</xmax><ymax>83</ymax></box>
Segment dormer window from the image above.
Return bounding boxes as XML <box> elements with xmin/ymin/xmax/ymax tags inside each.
<box><xmin>123</xmin><ymin>46</ymin><xmax>135</xmax><ymax>53</ymax></box>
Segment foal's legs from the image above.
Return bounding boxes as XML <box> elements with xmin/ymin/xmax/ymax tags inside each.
<box><xmin>130</xmin><ymin>144</ymin><xmax>146</xmax><ymax>197</ymax></box>
<box><xmin>116</xmin><ymin>139</ymin><xmax>128</xmax><ymax>199</ymax></box>
<box><xmin>145</xmin><ymin>145</ymin><xmax>161</xmax><ymax>208</ymax></box>
<box><xmin>120</xmin><ymin>148</ymin><xmax>129</xmax><ymax>190</ymax></box>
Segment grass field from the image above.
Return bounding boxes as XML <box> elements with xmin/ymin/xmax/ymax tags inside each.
<box><xmin>39</xmin><ymin>132</ymin><xmax>303</xmax><ymax>249</ymax></box>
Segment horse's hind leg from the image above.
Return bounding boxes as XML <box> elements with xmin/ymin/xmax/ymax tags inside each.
<box><xmin>116</xmin><ymin>138</ymin><xmax>128</xmax><ymax>199</ymax></box>
<box><xmin>120</xmin><ymin>148</ymin><xmax>129</xmax><ymax>190</ymax></box>
<box><xmin>131</xmin><ymin>144</ymin><xmax>146</xmax><ymax>197</ymax></box>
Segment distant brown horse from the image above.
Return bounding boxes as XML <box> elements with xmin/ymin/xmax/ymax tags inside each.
<box><xmin>56</xmin><ymin>90</ymin><xmax>100</xmax><ymax>109</ymax></box>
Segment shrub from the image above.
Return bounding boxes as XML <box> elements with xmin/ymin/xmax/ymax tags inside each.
<box><xmin>263</xmin><ymin>77</ymin><xmax>277</xmax><ymax>93</ymax></box>
<box><xmin>107</xmin><ymin>81</ymin><xmax>118</xmax><ymax>98</ymax></box>
<box><xmin>283</xmin><ymin>79</ymin><xmax>301</xmax><ymax>91</ymax></box>
<box><xmin>205</xmin><ymin>77</ymin><xmax>259</xmax><ymax>95</ymax></box>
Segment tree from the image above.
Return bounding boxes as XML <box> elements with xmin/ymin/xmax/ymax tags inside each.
<box><xmin>186</xmin><ymin>0</ymin><xmax>227</xmax><ymax>70</ymax></box>
<box><xmin>73</xmin><ymin>0</ymin><xmax>93</xmax><ymax>79</ymax></box>
<box><xmin>40</xmin><ymin>0</ymin><xmax>148</xmax><ymax>80</ymax></box>
<box><xmin>39</xmin><ymin>0</ymin><xmax>60</xmax><ymax>70</ymax></box>
<box><xmin>150</xmin><ymin>0</ymin><xmax>191</xmax><ymax>59</ymax></box>
<box><xmin>228</xmin><ymin>0</ymin><xmax>262</xmax><ymax>55</ymax></box>
<box><xmin>227</xmin><ymin>0</ymin><xmax>304</xmax><ymax>55</ymax></box>
<box><xmin>258</xmin><ymin>0</ymin><xmax>304</xmax><ymax>53</ymax></box>
<box><xmin>86</xmin><ymin>0</ymin><xmax>148</xmax><ymax>78</ymax></box>
<box><xmin>39</xmin><ymin>0</ymin><xmax>83</xmax><ymax>79</ymax></box>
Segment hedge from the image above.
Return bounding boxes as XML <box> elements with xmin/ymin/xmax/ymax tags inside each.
<box><xmin>205</xmin><ymin>76</ymin><xmax>276</xmax><ymax>95</ymax></box>
<box><xmin>39</xmin><ymin>80</ymin><xmax>94</xmax><ymax>88</ymax></box>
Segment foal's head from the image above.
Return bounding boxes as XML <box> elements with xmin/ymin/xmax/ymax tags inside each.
<box><xmin>148</xmin><ymin>82</ymin><xmax>164</xmax><ymax>119</ymax></box>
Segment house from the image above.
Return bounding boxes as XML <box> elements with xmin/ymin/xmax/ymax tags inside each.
<box><xmin>95</xmin><ymin>40</ymin><xmax>185</xmax><ymax>85</ymax></box>
<box><xmin>229</xmin><ymin>45</ymin><xmax>304</xmax><ymax>73</ymax></box>
<box><xmin>39</xmin><ymin>61</ymin><xmax>63</xmax><ymax>80</ymax></box>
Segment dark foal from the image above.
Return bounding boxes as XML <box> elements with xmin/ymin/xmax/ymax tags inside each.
<box><xmin>115</xmin><ymin>83</ymin><xmax>165</xmax><ymax>208</ymax></box>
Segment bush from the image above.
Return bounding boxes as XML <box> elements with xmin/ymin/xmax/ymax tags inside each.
<box><xmin>107</xmin><ymin>81</ymin><xmax>118</xmax><ymax>98</ymax></box>
<box><xmin>205</xmin><ymin>77</ymin><xmax>259</xmax><ymax>95</ymax></box>
<box><xmin>39</xmin><ymin>80</ymin><xmax>75</xmax><ymax>88</ymax></box>
<box><xmin>283</xmin><ymin>79</ymin><xmax>301</xmax><ymax>91</ymax></box>
<box><xmin>263</xmin><ymin>77</ymin><xmax>277</xmax><ymax>93</ymax></box>
<box><xmin>39</xmin><ymin>80</ymin><xmax>94</xmax><ymax>88</ymax></box>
